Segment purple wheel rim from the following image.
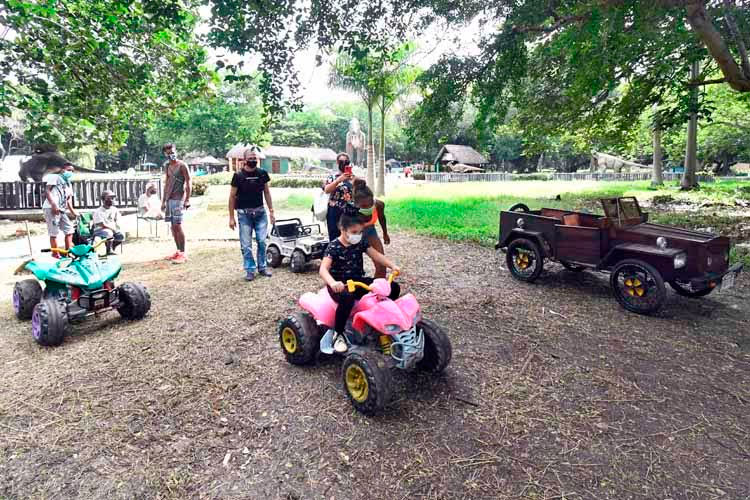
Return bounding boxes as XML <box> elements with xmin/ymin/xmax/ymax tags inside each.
<box><xmin>31</xmin><ymin>307</ymin><xmax>42</xmax><ymax>340</ymax></box>
<box><xmin>12</xmin><ymin>288</ymin><xmax>20</xmax><ymax>313</ymax></box>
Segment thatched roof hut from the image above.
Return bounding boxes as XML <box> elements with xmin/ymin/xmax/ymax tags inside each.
<box><xmin>434</xmin><ymin>145</ymin><xmax>488</xmax><ymax>172</ymax></box>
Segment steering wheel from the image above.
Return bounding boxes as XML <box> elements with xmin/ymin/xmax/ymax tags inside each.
<box><xmin>303</xmin><ymin>226</ymin><xmax>312</xmax><ymax>236</ymax></box>
<box><xmin>508</xmin><ymin>203</ymin><xmax>530</xmax><ymax>212</ymax></box>
<box><xmin>42</xmin><ymin>238</ymin><xmax>110</xmax><ymax>260</ymax></box>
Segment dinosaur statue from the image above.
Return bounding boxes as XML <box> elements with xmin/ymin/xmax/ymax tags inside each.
<box><xmin>590</xmin><ymin>152</ymin><xmax>651</xmax><ymax>173</ymax></box>
<box><xmin>17</xmin><ymin>145</ymin><xmax>71</xmax><ymax>182</ymax></box>
<box><xmin>345</xmin><ymin>117</ymin><xmax>366</xmax><ymax>168</ymax></box>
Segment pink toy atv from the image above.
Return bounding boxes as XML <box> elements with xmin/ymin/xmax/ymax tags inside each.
<box><xmin>278</xmin><ymin>273</ymin><xmax>452</xmax><ymax>415</ymax></box>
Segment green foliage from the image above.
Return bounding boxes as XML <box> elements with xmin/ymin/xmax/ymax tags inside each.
<box><xmin>1</xmin><ymin>0</ymin><xmax>214</xmax><ymax>151</ymax></box>
<box><xmin>146</xmin><ymin>78</ymin><xmax>269</xmax><ymax>157</ymax></box>
<box><xmin>196</xmin><ymin>172</ymin><xmax>324</xmax><ymax>189</ymax></box>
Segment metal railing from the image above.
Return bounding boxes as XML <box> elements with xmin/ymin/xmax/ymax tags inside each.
<box><xmin>0</xmin><ymin>178</ymin><xmax>162</xmax><ymax>210</ymax></box>
<box><xmin>422</xmin><ymin>172</ymin><xmax>737</xmax><ymax>183</ymax></box>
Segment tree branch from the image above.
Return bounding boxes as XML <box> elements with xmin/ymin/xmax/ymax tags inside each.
<box><xmin>686</xmin><ymin>77</ymin><xmax>728</xmax><ymax>86</ymax></box>
<box><xmin>722</xmin><ymin>0</ymin><xmax>750</xmax><ymax>78</ymax></box>
<box><xmin>512</xmin><ymin>14</ymin><xmax>589</xmax><ymax>34</ymax></box>
<box><xmin>685</xmin><ymin>1</ymin><xmax>750</xmax><ymax>91</ymax></box>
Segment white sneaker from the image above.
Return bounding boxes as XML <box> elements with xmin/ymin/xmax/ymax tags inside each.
<box><xmin>333</xmin><ymin>334</ymin><xmax>348</xmax><ymax>353</ymax></box>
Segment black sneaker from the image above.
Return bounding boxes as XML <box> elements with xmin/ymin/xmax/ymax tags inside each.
<box><xmin>258</xmin><ymin>268</ymin><xmax>272</xmax><ymax>277</ymax></box>
<box><xmin>245</xmin><ymin>271</ymin><xmax>255</xmax><ymax>281</ymax></box>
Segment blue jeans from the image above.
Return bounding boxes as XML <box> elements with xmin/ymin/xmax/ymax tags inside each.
<box><xmin>238</xmin><ymin>208</ymin><xmax>268</xmax><ymax>273</ymax></box>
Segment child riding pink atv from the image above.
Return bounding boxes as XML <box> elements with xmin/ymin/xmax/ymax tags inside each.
<box><xmin>278</xmin><ymin>214</ymin><xmax>452</xmax><ymax>414</ymax></box>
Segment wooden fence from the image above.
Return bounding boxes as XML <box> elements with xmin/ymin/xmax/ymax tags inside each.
<box><xmin>0</xmin><ymin>178</ymin><xmax>162</xmax><ymax>210</ymax></box>
<box><xmin>423</xmin><ymin>172</ymin><xmax>732</xmax><ymax>183</ymax></box>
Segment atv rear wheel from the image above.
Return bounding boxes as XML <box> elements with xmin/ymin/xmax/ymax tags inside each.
<box><xmin>669</xmin><ymin>280</ymin><xmax>715</xmax><ymax>298</ymax></box>
<box><xmin>342</xmin><ymin>351</ymin><xmax>392</xmax><ymax>415</ymax></box>
<box><xmin>611</xmin><ymin>259</ymin><xmax>666</xmax><ymax>315</ymax></box>
<box><xmin>416</xmin><ymin>319</ymin><xmax>452</xmax><ymax>373</ymax></box>
<box><xmin>279</xmin><ymin>312</ymin><xmax>321</xmax><ymax>365</ymax></box>
<box><xmin>32</xmin><ymin>299</ymin><xmax>68</xmax><ymax>346</ymax></box>
<box><xmin>290</xmin><ymin>249</ymin><xmax>306</xmax><ymax>273</ymax></box>
<box><xmin>13</xmin><ymin>279</ymin><xmax>43</xmax><ymax>320</ymax></box>
<box><xmin>266</xmin><ymin>245</ymin><xmax>282</xmax><ymax>268</ymax></box>
<box><xmin>507</xmin><ymin>238</ymin><xmax>544</xmax><ymax>282</ymax></box>
<box><xmin>117</xmin><ymin>282</ymin><xmax>151</xmax><ymax>320</ymax></box>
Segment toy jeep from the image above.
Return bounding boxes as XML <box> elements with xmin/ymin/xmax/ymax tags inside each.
<box><xmin>266</xmin><ymin>218</ymin><xmax>329</xmax><ymax>273</ymax></box>
<box><xmin>496</xmin><ymin>197</ymin><xmax>743</xmax><ymax>314</ymax></box>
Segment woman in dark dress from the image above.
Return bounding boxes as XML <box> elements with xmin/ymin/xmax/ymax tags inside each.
<box><xmin>323</xmin><ymin>153</ymin><xmax>359</xmax><ymax>240</ymax></box>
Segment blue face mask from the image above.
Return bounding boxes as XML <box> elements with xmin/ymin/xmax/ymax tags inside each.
<box><xmin>61</xmin><ymin>171</ymin><xmax>73</xmax><ymax>183</ymax></box>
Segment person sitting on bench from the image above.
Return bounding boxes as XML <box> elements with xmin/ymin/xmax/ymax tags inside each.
<box><xmin>92</xmin><ymin>190</ymin><xmax>124</xmax><ymax>254</ymax></box>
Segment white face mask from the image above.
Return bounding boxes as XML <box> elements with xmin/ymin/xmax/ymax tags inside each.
<box><xmin>347</xmin><ymin>232</ymin><xmax>362</xmax><ymax>245</ymax></box>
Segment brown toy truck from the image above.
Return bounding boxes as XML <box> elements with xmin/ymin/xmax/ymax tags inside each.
<box><xmin>496</xmin><ymin>197</ymin><xmax>743</xmax><ymax>314</ymax></box>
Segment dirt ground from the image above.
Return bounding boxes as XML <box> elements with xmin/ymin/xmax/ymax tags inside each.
<box><xmin>1</xmin><ymin>231</ymin><xmax>749</xmax><ymax>499</ymax></box>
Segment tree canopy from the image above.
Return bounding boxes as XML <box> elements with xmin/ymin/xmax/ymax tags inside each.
<box><xmin>0</xmin><ymin>0</ymin><xmax>213</xmax><ymax>151</ymax></box>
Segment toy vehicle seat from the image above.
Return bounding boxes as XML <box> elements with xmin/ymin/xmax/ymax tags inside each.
<box><xmin>274</xmin><ymin>220</ymin><xmax>302</xmax><ymax>240</ymax></box>
<box><xmin>299</xmin><ymin>288</ymin><xmax>338</xmax><ymax>327</ymax></box>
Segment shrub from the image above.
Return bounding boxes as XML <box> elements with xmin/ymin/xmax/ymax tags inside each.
<box><xmin>413</xmin><ymin>172</ymin><xmax>425</xmax><ymax>180</ymax></box>
<box><xmin>272</xmin><ymin>177</ymin><xmax>325</xmax><ymax>189</ymax></box>
<box><xmin>191</xmin><ymin>180</ymin><xmax>208</xmax><ymax>196</ymax></box>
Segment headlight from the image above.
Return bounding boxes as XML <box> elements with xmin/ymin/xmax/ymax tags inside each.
<box><xmin>674</xmin><ymin>252</ymin><xmax>687</xmax><ymax>269</ymax></box>
<box><xmin>707</xmin><ymin>255</ymin><xmax>713</xmax><ymax>267</ymax></box>
<box><xmin>516</xmin><ymin>218</ymin><xmax>525</xmax><ymax>228</ymax></box>
<box><xmin>656</xmin><ymin>237</ymin><xmax>667</xmax><ymax>249</ymax></box>
<box><xmin>385</xmin><ymin>324</ymin><xmax>401</xmax><ymax>334</ymax></box>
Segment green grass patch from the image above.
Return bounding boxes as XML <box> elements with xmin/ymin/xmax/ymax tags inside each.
<box><xmin>277</xmin><ymin>193</ymin><xmax>314</xmax><ymax>211</ymax></box>
<box><xmin>383</xmin><ymin>180</ymin><xmax>750</xmax><ymax>250</ymax></box>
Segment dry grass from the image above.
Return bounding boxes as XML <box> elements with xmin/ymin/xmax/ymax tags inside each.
<box><xmin>1</xmin><ymin>231</ymin><xmax>749</xmax><ymax>499</ymax></box>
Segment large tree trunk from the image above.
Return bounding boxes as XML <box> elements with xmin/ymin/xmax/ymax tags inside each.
<box><xmin>376</xmin><ymin>101</ymin><xmax>386</xmax><ymax>197</ymax></box>
<box><xmin>652</xmin><ymin>127</ymin><xmax>664</xmax><ymax>186</ymax></box>
<box><xmin>684</xmin><ymin>2</ymin><xmax>750</xmax><ymax>92</ymax></box>
<box><xmin>366</xmin><ymin>104</ymin><xmax>375</xmax><ymax>187</ymax></box>
<box><xmin>681</xmin><ymin>61</ymin><xmax>700</xmax><ymax>190</ymax></box>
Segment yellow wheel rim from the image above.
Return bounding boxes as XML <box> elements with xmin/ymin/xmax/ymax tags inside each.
<box><xmin>624</xmin><ymin>277</ymin><xmax>645</xmax><ymax>297</ymax></box>
<box><xmin>281</xmin><ymin>327</ymin><xmax>297</xmax><ymax>354</ymax></box>
<box><xmin>345</xmin><ymin>364</ymin><xmax>369</xmax><ymax>403</ymax></box>
<box><xmin>514</xmin><ymin>251</ymin><xmax>531</xmax><ymax>270</ymax></box>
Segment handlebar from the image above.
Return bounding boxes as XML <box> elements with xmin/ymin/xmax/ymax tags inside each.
<box><xmin>41</xmin><ymin>238</ymin><xmax>109</xmax><ymax>258</ymax></box>
<box><xmin>346</xmin><ymin>270</ymin><xmax>400</xmax><ymax>293</ymax></box>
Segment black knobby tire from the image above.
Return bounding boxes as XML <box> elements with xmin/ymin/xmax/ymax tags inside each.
<box><xmin>116</xmin><ymin>282</ymin><xmax>151</xmax><ymax>320</ymax></box>
<box><xmin>560</xmin><ymin>261</ymin><xmax>586</xmax><ymax>272</ymax></box>
<box><xmin>509</xmin><ymin>203</ymin><xmax>530</xmax><ymax>212</ymax></box>
<box><xmin>669</xmin><ymin>280</ymin><xmax>714</xmax><ymax>298</ymax></box>
<box><xmin>279</xmin><ymin>312</ymin><xmax>321</xmax><ymax>365</ymax></box>
<box><xmin>32</xmin><ymin>299</ymin><xmax>68</xmax><ymax>346</ymax></box>
<box><xmin>506</xmin><ymin>238</ymin><xmax>544</xmax><ymax>282</ymax></box>
<box><xmin>610</xmin><ymin>259</ymin><xmax>666</xmax><ymax>315</ymax></box>
<box><xmin>290</xmin><ymin>250</ymin><xmax>306</xmax><ymax>273</ymax></box>
<box><xmin>266</xmin><ymin>245</ymin><xmax>282</xmax><ymax>268</ymax></box>
<box><xmin>341</xmin><ymin>351</ymin><xmax>392</xmax><ymax>415</ymax></box>
<box><xmin>13</xmin><ymin>279</ymin><xmax>43</xmax><ymax>320</ymax></box>
<box><xmin>416</xmin><ymin>319</ymin><xmax>452</xmax><ymax>373</ymax></box>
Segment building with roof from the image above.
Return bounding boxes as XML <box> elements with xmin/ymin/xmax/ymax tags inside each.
<box><xmin>434</xmin><ymin>144</ymin><xmax>489</xmax><ymax>172</ymax></box>
<box><xmin>225</xmin><ymin>144</ymin><xmax>338</xmax><ymax>173</ymax></box>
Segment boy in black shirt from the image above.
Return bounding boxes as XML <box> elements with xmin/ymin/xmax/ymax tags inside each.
<box><xmin>320</xmin><ymin>214</ymin><xmax>401</xmax><ymax>353</ymax></box>
<box><xmin>228</xmin><ymin>146</ymin><xmax>276</xmax><ymax>281</ymax></box>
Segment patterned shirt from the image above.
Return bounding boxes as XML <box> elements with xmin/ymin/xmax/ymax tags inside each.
<box><xmin>324</xmin><ymin>174</ymin><xmax>355</xmax><ymax>211</ymax></box>
<box><xmin>324</xmin><ymin>237</ymin><xmax>371</xmax><ymax>282</ymax></box>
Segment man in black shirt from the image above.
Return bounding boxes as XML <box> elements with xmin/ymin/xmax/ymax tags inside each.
<box><xmin>228</xmin><ymin>146</ymin><xmax>276</xmax><ymax>281</ymax></box>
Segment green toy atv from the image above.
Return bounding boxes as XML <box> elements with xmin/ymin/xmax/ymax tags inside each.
<box><xmin>12</xmin><ymin>239</ymin><xmax>151</xmax><ymax>346</ymax></box>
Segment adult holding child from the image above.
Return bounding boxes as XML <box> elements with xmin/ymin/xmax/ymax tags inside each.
<box><xmin>228</xmin><ymin>146</ymin><xmax>275</xmax><ymax>281</ymax></box>
<box><xmin>323</xmin><ymin>152</ymin><xmax>359</xmax><ymax>240</ymax></box>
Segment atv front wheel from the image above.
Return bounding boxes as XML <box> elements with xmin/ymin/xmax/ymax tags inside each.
<box><xmin>117</xmin><ymin>282</ymin><xmax>151</xmax><ymax>320</ymax></box>
<box><xmin>342</xmin><ymin>351</ymin><xmax>392</xmax><ymax>415</ymax></box>
<box><xmin>13</xmin><ymin>279</ymin><xmax>43</xmax><ymax>320</ymax></box>
<box><xmin>32</xmin><ymin>299</ymin><xmax>68</xmax><ymax>346</ymax></box>
<box><xmin>290</xmin><ymin>249</ymin><xmax>306</xmax><ymax>273</ymax></box>
<box><xmin>266</xmin><ymin>245</ymin><xmax>282</xmax><ymax>268</ymax></box>
<box><xmin>279</xmin><ymin>312</ymin><xmax>321</xmax><ymax>365</ymax></box>
<box><xmin>506</xmin><ymin>238</ymin><xmax>544</xmax><ymax>282</ymax></box>
<box><xmin>417</xmin><ymin>319</ymin><xmax>452</xmax><ymax>373</ymax></box>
